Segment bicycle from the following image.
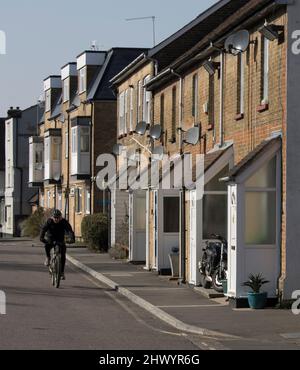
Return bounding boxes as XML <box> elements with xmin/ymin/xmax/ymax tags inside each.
<box><xmin>49</xmin><ymin>242</ymin><xmax>64</xmax><ymax>289</ymax></box>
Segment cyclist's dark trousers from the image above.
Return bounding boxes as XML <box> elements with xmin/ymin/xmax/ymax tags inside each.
<box><xmin>45</xmin><ymin>243</ymin><xmax>66</xmax><ymax>273</ymax></box>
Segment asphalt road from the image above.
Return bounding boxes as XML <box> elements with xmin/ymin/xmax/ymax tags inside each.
<box><xmin>0</xmin><ymin>240</ymin><xmax>212</xmax><ymax>350</ymax></box>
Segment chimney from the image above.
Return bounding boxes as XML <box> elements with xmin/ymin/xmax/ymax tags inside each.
<box><xmin>7</xmin><ymin>107</ymin><xmax>22</xmax><ymax>119</ymax></box>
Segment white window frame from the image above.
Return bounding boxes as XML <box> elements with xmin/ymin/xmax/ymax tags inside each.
<box><xmin>75</xmin><ymin>188</ymin><xmax>83</xmax><ymax>214</ymax></box>
<box><xmin>85</xmin><ymin>189</ymin><xmax>91</xmax><ymax>214</ymax></box>
<box><xmin>129</xmin><ymin>87</ymin><xmax>134</xmax><ymax>132</ymax></box>
<box><xmin>45</xmin><ymin>90</ymin><xmax>51</xmax><ymax>112</ymax></box>
<box><xmin>7</xmin><ymin>159</ymin><xmax>11</xmax><ymax>187</ymax></box>
<box><xmin>138</xmin><ymin>80</ymin><xmax>142</xmax><ymax>122</ymax></box>
<box><xmin>262</xmin><ymin>37</ymin><xmax>269</xmax><ymax>104</ymax></box>
<box><xmin>6</xmin><ymin>121</ymin><xmax>10</xmax><ymax>142</ymax></box>
<box><xmin>47</xmin><ymin>191</ymin><xmax>51</xmax><ymax>209</ymax></box>
<box><xmin>40</xmin><ymin>194</ymin><xmax>44</xmax><ymax>208</ymax></box>
<box><xmin>143</xmin><ymin>75</ymin><xmax>151</xmax><ymax>124</ymax></box>
<box><xmin>192</xmin><ymin>73</ymin><xmax>198</xmax><ymax>120</ymax></box>
<box><xmin>65</xmin><ymin>131</ymin><xmax>69</xmax><ymax>159</ymax></box>
<box><xmin>71</xmin><ymin>127</ymin><xmax>77</xmax><ymax>154</ymax></box>
<box><xmin>63</xmin><ymin>78</ymin><xmax>69</xmax><ymax>102</ymax></box>
<box><xmin>119</xmin><ymin>91</ymin><xmax>125</xmax><ymax>136</ymax></box>
<box><xmin>125</xmin><ymin>89</ymin><xmax>129</xmax><ymax>134</ymax></box>
<box><xmin>79</xmin><ymin>67</ymin><xmax>87</xmax><ymax>94</ymax></box>
<box><xmin>57</xmin><ymin>192</ymin><xmax>62</xmax><ymax>211</ymax></box>
<box><xmin>238</xmin><ymin>53</ymin><xmax>245</xmax><ymax>114</ymax></box>
<box><xmin>80</xmin><ymin>127</ymin><xmax>90</xmax><ymax>154</ymax></box>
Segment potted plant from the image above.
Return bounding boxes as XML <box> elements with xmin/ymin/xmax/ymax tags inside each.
<box><xmin>242</xmin><ymin>273</ymin><xmax>269</xmax><ymax>309</ymax></box>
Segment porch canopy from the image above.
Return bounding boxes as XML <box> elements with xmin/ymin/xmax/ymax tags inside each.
<box><xmin>222</xmin><ymin>135</ymin><xmax>282</xmax><ymax>299</ymax></box>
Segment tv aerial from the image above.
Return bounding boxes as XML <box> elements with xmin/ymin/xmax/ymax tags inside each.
<box><xmin>225</xmin><ymin>30</ymin><xmax>250</xmax><ymax>55</ymax></box>
<box><xmin>125</xmin><ymin>16</ymin><xmax>156</xmax><ymax>47</ymax></box>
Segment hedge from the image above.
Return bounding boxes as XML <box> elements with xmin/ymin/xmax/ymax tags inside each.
<box><xmin>81</xmin><ymin>213</ymin><xmax>108</xmax><ymax>252</ymax></box>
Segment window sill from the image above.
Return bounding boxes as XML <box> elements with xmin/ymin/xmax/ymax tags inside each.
<box><xmin>257</xmin><ymin>103</ymin><xmax>269</xmax><ymax>113</ymax></box>
<box><xmin>207</xmin><ymin>123</ymin><xmax>214</xmax><ymax>131</ymax></box>
<box><xmin>235</xmin><ymin>113</ymin><xmax>244</xmax><ymax>121</ymax></box>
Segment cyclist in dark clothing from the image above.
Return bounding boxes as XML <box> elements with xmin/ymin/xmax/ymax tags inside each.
<box><xmin>40</xmin><ymin>209</ymin><xmax>75</xmax><ymax>280</ymax></box>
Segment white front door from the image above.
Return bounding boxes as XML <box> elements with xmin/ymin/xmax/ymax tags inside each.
<box><xmin>153</xmin><ymin>190</ymin><xmax>158</xmax><ymax>269</ymax></box>
<box><xmin>129</xmin><ymin>191</ymin><xmax>146</xmax><ymax>262</ymax></box>
<box><xmin>189</xmin><ymin>191</ymin><xmax>197</xmax><ymax>285</ymax></box>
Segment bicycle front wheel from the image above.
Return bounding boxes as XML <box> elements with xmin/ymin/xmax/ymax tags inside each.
<box><xmin>54</xmin><ymin>255</ymin><xmax>62</xmax><ymax>289</ymax></box>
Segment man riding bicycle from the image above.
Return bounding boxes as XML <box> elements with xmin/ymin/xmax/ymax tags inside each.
<box><xmin>40</xmin><ymin>209</ymin><xmax>75</xmax><ymax>280</ymax></box>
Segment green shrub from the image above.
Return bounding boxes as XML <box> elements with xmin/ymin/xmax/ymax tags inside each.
<box><xmin>81</xmin><ymin>213</ymin><xmax>108</xmax><ymax>252</ymax></box>
<box><xmin>21</xmin><ymin>207</ymin><xmax>53</xmax><ymax>238</ymax></box>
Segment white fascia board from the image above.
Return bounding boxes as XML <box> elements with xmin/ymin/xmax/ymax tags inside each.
<box><xmin>77</xmin><ymin>51</ymin><xmax>106</xmax><ymax>70</ymax></box>
<box><xmin>61</xmin><ymin>64</ymin><xmax>77</xmax><ymax>80</ymax></box>
<box><xmin>44</xmin><ymin>77</ymin><xmax>62</xmax><ymax>91</ymax></box>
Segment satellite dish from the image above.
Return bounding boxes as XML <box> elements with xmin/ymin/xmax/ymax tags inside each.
<box><xmin>233</xmin><ymin>30</ymin><xmax>250</xmax><ymax>53</ymax></box>
<box><xmin>150</xmin><ymin>124</ymin><xmax>162</xmax><ymax>140</ymax></box>
<box><xmin>185</xmin><ymin>127</ymin><xmax>200</xmax><ymax>146</ymax></box>
<box><xmin>225</xmin><ymin>30</ymin><xmax>250</xmax><ymax>55</ymax></box>
<box><xmin>225</xmin><ymin>34</ymin><xmax>236</xmax><ymax>54</ymax></box>
<box><xmin>112</xmin><ymin>143</ymin><xmax>123</xmax><ymax>156</ymax></box>
<box><xmin>152</xmin><ymin>146</ymin><xmax>164</xmax><ymax>161</ymax></box>
<box><xmin>135</xmin><ymin>121</ymin><xmax>147</xmax><ymax>135</ymax></box>
<box><xmin>36</xmin><ymin>163</ymin><xmax>43</xmax><ymax>171</ymax></box>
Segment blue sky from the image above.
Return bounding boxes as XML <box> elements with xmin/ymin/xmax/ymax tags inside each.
<box><xmin>0</xmin><ymin>0</ymin><xmax>218</xmax><ymax>116</ymax></box>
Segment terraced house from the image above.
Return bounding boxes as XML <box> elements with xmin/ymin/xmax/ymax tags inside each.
<box><xmin>28</xmin><ymin>48</ymin><xmax>146</xmax><ymax>239</ymax></box>
<box><xmin>111</xmin><ymin>0</ymin><xmax>300</xmax><ymax>304</ymax></box>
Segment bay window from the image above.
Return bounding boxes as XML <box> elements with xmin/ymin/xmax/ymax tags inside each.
<box><xmin>44</xmin><ymin>130</ymin><xmax>62</xmax><ymax>181</ymax></box>
<box><xmin>71</xmin><ymin>119</ymin><xmax>91</xmax><ymax>177</ymax></box>
<box><xmin>245</xmin><ymin>156</ymin><xmax>276</xmax><ymax>245</ymax></box>
<box><xmin>203</xmin><ymin>166</ymin><xmax>229</xmax><ymax>239</ymax></box>
<box><xmin>29</xmin><ymin>137</ymin><xmax>44</xmax><ymax>185</ymax></box>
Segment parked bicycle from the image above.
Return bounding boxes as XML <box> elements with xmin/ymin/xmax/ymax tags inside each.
<box><xmin>198</xmin><ymin>234</ymin><xmax>228</xmax><ymax>293</ymax></box>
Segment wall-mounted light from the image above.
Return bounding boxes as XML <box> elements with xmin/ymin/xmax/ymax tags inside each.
<box><xmin>259</xmin><ymin>22</ymin><xmax>284</xmax><ymax>41</ymax></box>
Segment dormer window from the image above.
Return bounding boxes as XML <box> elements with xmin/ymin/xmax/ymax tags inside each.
<box><xmin>79</xmin><ymin>67</ymin><xmax>87</xmax><ymax>93</ymax></box>
<box><xmin>45</xmin><ymin>90</ymin><xmax>51</xmax><ymax>112</ymax></box>
<box><xmin>63</xmin><ymin>78</ymin><xmax>70</xmax><ymax>102</ymax></box>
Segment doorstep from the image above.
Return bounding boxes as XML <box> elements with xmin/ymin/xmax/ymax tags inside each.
<box><xmin>194</xmin><ymin>286</ymin><xmax>225</xmax><ymax>299</ymax></box>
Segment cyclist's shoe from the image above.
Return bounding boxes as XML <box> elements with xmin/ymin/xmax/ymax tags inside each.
<box><xmin>44</xmin><ymin>257</ymin><xmax>51</xmax><ymax>267</ymax></box>
<box><xmin>61</xmin><ymin>273</ymin><xmax>66</xmax><ymax>280</ymax></box>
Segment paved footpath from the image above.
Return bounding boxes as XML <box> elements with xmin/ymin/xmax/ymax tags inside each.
<box><xmin>67</xmin><ymin>247</ymin><xmax>300</xmax><ymax>350</ymax></box>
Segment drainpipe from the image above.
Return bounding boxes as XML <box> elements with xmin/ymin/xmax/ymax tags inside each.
<box><xmin>90</xmin><ymin>102</ymin><xmax>94</xmax><ymax>215</ymax></box>
<box><xmin>219</xmin><ymin>52</ymin><xmax>225</xmax><ymax>148</ymax></box>
<box><xmin>170</xmin><ymin>69</ymin><xmax>186</xmax><ymax>283</ymax></box>
<box><xmin>179</xmin><ymin>189</ymin><xmax>186</xmax><ymax>284</ymax></box>
<box><xmin>65</xmin><ymin>112</ymin><xmax>70</xmax><ymax>221</ymax></box>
